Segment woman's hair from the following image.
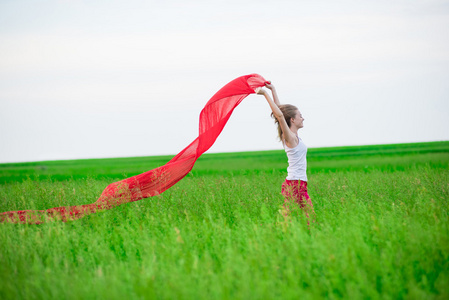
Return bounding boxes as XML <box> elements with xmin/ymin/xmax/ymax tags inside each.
<box><xmin>271</xmin><ymin>104</ymin><xmax>298</xmax><ymax>142</ymax></box>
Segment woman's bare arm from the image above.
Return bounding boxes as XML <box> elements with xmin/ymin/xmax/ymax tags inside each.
<box><xmin>257</xmin><ymin>88</ymin><xmax>283</xmax><ymax>119</ymax></box>
<box><xmin>264</xmin><ymin>82</ymin><xmax>281</xmax><ymax>106</ymax></box>
<box><xmin>257</xmin><ymin>88</ymin><xmax>296</xmax><ymax>146</ymax></box>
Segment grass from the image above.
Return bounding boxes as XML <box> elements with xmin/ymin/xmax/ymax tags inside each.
<box><xmin>0</xmin><ymin>141</ymin><xmax>448</xmax><ymax>299</ymax></box>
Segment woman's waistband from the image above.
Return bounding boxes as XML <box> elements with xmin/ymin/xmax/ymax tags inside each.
<box><xmin>283</xmin><ymin>179</ymin><xmax>308</xmax><ymax>186</ymax></box>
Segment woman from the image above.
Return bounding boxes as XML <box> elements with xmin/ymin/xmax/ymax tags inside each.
<box><xmin>257</xmin><ymin>82</ymin><xmax>314</xmax><ymax>220</ymax></box>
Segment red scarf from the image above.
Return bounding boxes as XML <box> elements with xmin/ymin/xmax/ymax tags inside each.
<box><xmin>1</xmin><ymin>74</ymin><xmax>267</xmax><ymax>224</ymax></box>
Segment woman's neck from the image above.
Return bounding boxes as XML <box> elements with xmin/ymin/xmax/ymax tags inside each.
<box><xmin>289</xmin><ymin>126</ymin><xmax>299</xmax><ymax>135</ymax></box>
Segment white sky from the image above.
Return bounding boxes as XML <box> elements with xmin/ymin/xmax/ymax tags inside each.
<box><xmin>1</xmin><ymin>0</ymin><xmax>448</xmax><ymax>163</ymax></box>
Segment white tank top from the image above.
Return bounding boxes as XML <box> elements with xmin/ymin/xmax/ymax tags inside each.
<box><xmin>284</xmin><ymin>136</ymin><xmax>308</xmax><ymax>181</ymax></box>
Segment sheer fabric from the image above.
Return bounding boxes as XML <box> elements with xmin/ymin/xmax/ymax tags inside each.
<box><xmin>1</xmin><ymin>74</ymin><xmax>267</xmax><ymax>224</ymax></box>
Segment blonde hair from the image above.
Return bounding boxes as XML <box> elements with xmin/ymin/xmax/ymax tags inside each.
<box><xmin>271</xmin><ymin>104</ymin><xmax>298</xmax><ymax>142</ymax></box>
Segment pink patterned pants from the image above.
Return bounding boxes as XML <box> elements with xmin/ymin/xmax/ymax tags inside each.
<box><xmin>281</xmin><ymin>180</ymin><xmax>315</xmax><ymax>221</ymax></box>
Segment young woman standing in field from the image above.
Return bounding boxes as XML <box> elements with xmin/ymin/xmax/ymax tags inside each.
<box><xmin>257</xmin><ymin>82</ymin><xmax>315</xmax><ymax>221</ymax></box>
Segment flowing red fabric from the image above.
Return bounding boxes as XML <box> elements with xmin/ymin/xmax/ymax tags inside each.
<box><xmin>1</xmin><ymin>74</ymin><xmax>267</xmax><ymax>224</ymax></box>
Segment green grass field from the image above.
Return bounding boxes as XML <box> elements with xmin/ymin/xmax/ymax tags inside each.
<box><xmin>1</xmin><ymin>141</ymin><xmax>448</xmax><ymax>299</ymax></box>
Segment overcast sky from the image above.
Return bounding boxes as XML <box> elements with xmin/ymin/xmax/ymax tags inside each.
<box><xmin>1</xmin><ymin>0</ymin><xmax>448</xmax><ymax>163</ymax></box>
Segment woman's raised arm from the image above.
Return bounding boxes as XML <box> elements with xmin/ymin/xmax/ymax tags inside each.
<box><xmin>264</xmin><ymin>82</ymin><xmax>281</xmax><ymax>106</ymax></box>
<box><xmin>257</xmin><ymin>88</ymin><xmax>296</xmax><ymax>146</ymax></box>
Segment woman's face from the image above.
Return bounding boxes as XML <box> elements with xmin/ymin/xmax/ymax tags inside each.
<box><xmin>292</xmin><ymin>110</ymin><xmax>304</xmax><ymax>128</ymax></box>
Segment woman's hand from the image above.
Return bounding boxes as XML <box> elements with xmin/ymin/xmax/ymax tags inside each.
<box><xmin>256</xmin><ymin>88</ymin><xmax>267</xmax><ymax>95</ymax></box>
<box><xmin>265</xmin><ymin>82</ymin><xmax>275</xmax><ymax>90</ymax></box>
